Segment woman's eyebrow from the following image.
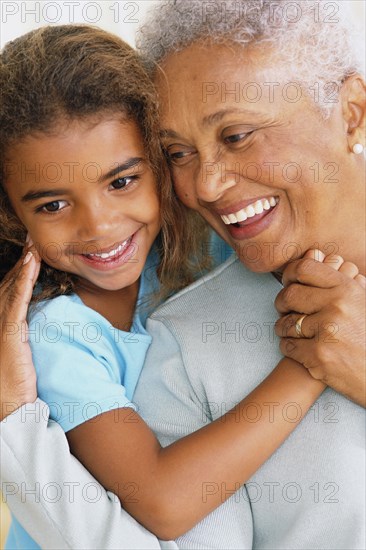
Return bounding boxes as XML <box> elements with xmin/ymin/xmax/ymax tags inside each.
<box><xmin>202</xmin><ymin>108</ymin><xmax>261</xmax><ymax>128</ymax></box>
<box><xmin>160</xmin><ymin>109</ymin><xmax>265</xmax><ymax>139</ymax></box>
<box><xmin>160</xmin><ymin>129</ymin><xmax>181</xmax><ymax>139</ymax></box>
<box><xmin>100</xmin><ymin>157</ymin><xmax>145</xmax><ymax>181</ymax></box>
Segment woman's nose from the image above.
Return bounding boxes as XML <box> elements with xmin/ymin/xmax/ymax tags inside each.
<box><xmin>195</xmin><ymin>161</ymin><xmax>238</xmax><ymax>204</ymax></box>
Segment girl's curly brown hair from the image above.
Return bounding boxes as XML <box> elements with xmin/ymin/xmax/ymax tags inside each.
<box><xmin>0</xmin><ymin>25</ymin><xmax>210</xmax><ymax>303</ymax></box>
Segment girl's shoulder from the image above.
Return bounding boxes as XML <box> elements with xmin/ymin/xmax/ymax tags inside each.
<box><xmin>28</xmin><ymin>293</ymin><xmax>86</xmax><ymax>327</ymax></box>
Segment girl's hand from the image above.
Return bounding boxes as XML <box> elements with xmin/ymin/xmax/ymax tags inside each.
<box><xmin>274</xmin><ymin>250</ymin><xmax>366</xmax><ymax>407</ymax></box>
<box><xmin>0</xmin><ymin>238</ymin><xmax>41</xmax><ymax>421</ymax></box>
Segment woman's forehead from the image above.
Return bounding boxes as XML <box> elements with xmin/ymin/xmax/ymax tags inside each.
<box><xmin>155</xmin><ymin>42</ymin><xmax>299</xmax><ymax>130</ymax></box>
<box><xmin>156</xmin><ymin>41</ymin><xmax>288</xmax><ymax>104</ymax></box>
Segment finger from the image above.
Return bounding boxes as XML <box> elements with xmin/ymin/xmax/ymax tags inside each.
<box><xmin>337</xmin><ymin>261</ymin><xmax>359</xmax><ymax>280</ymax></box>
<box><xmin>3</xmin><ymin>253</ymin><xmax>40</xmax><ymax>324</ymax></box>
<box><xmin>279</xmin><ymin>337</ymin><xmax>319</xmax><ymax>369</ymax></box>
<box><xmin>302</xmin><ymin>249</ymin><xmax>326</xmax><ymax>262</ymax></box>
<box><xmin>0</xmin><ymin>239</ymin><xmax>35</xmax><ymax>286</ymax></box>
<box><xmin>355</xmin><ymin>274</ymin><xmax>366</xmax><ymax>288</ymax></box>
<box><xmin>323</xmin><ymin>254</ymin><xmax>344</xmax><ymax>271</ymax></box>
<box><xmin>282</xmin><ymin>257</ymin><xmax>346</xmax><ymax>289</ymax></box>
<box><xmin>0</xmin><ymin>240</ymin><xmax>40</xmax><ymax>290</ymax></box>
<box><xmin>275</xmin><ymin>313</ymin><xmax>322</xmax><ymax>339</ymax></box>
<box><xmin>26</xmin><ymin>232</ymin><xmax>34</xmax><ymax>247</ymax></box>
<box><xmin>24</xmin><ymin>238</ymin><xmax>41</xmax><ymax>262</ymax></box>
<box><xmin>275</xmin><ymin>283</ymin><xmax>333</xmax><ymax>315</ymax></box>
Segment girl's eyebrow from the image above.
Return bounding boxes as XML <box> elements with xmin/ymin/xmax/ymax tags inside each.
<box><xmin>21</xmin><ymin>157</ymin><xmax>146</xmax><ymax>203</ymax></box>
<box><xmin>21</xmin><ymin>189</ymin><xmax>70</xmax><ymax>203</ymax></box>
<box><xmin>100</xmin><ymin>157</ymin><xmax>145</xmax><ymax>182</ymax></box>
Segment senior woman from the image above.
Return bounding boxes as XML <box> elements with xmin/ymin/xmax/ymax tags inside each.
<box><xmin>132</xmin><ymin>1</ymin><xmax>365</xmax><ymax>548</ymax></box>
<box><xmin>1</xmin><ymin>1</ymin><xmax>365</xmax><ymax>549</ymax></box>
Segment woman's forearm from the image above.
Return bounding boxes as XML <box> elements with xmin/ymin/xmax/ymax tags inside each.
<box><xmin>0</xmin><ymin>400</ymin><xmax>171</xmax><ymax>549</ymax></box>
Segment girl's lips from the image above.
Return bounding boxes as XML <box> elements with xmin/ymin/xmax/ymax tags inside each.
<box><xmin>226</xmin><ymin>202</ymin><xmax>278</xmax><ymax>240</ymax></box>
<box><xmin>78</xmin><ymin>233</ymin><xmax>137</xmax><ymax>272</ymax></box>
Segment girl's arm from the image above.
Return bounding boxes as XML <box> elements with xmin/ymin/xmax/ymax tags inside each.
<box><xmin>67</xmin><ymin>357</ymin><xmax>324</xmax><ymax>541</ymax></box>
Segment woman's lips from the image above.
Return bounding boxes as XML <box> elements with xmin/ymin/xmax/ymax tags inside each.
<box><xmin>226</xmin><ymin>202</ymin><xmax>279</xmax><ymax>240</ymax></box>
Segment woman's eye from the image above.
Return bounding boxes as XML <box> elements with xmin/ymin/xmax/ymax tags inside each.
<box><xmin>165</xmin><ymin>147</ymin><xmax>196</xmax><ymax>166</ymax></box>
<box><xmin>224</xmin><ymin>133</ymin><xmax>247</xmax><ymax>144</ymax></box>
<box><xmin>111</xmin><ymin>176</ymin><xmax>135</xmax><ymax>190</ymax></box>
<box><xmin>39</xmin><ymin>200</ymin><xmax>67</xmax><ymax>213</ymax></box>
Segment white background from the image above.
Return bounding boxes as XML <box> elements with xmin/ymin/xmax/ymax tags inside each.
<box><xmin>0</xmin><ymin>0</ymin><xmax>365</xmax><ymax>547</ymax></box>
<box><xmin>1</xmin><ymin>1</ymin><xmax>365</xmax><ymax>48</ymax></box>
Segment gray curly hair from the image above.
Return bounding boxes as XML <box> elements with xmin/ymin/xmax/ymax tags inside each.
<box><xmin>137</xmin><ymin>0</ymin><xmax>364</xmax><ymax>117</ymax></box>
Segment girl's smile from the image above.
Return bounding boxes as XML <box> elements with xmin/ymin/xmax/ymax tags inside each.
<box><xmin>78</xmin><ymin>230</ymin><xmax>138</xmax><ymax>272</ymax></box>
<box><xmin>4</xmin><ymin>115</ymin><xmax>161</xmax><ymax>293</ymax></box>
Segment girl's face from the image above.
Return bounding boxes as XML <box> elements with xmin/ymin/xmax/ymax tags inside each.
<box><xmin>4</xmin><ymin>116</ymin><xmax>161</xmax><ymax>292</ymax></box>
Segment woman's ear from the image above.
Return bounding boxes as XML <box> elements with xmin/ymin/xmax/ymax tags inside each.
<box><xmin>340</xmin><ymin>74</ymin><xmax>366</xmax><ymax>152</ymax></box>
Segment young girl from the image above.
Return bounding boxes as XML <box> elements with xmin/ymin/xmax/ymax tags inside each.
<box><xmin>0</xmin><ymin>25</ymin><xmax>340</xmax><ymax>547</ymax></box>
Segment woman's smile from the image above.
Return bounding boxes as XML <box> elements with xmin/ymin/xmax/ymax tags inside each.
<box><xmin>215</xmin><ymin>195</ymin><xmax>279</xmax><ymax>239</ymax></box>
<box><xmin>157</xmin><ymin>41</ymin><xmax>364</xmax><ymax>272</ymax></box>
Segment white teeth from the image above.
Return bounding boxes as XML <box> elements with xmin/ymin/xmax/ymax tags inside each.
<box><xmin>254</xmin><ymin>200</ymin><xmax>264</xmax><ymax>215</ymax></box>
<box><xmin>236</xmin><ymin>210</ymin><xmax>247</xmax><ymax>222</ymax></box>
<box><xmin>220</xmin><ymin>196</ymin><xmax>278</xmax><ymax>225</ymax></box>
<box><xmin>87</xmin><ymin>238</ymin><xmax>130</xmax><ymax>259</ymax></box>
<box><xmin>246</xmin><ymin>205</ymin><xmax>256</xmax><ymax>218</ymax></box>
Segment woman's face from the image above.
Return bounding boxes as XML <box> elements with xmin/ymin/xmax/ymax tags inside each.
<box><xmin>157</xmin><ymin>42</ymin><xmax>360</xmax><ymax>272</ymax></box>
<box><xmin>4</xmin><ymin>116</ymin><xmax>161</xmax><ymax>292</ymax></box>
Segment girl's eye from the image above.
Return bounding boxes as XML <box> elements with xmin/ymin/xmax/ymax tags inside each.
<box><xmin>110</xmin><ymin>176</ymin><xmax>136</xmax><ymax>190</ymax></box>
<box><xmin>38</xmin><ymin>200</ymin><xmax>68</xmax><ymax>213</ymax></box>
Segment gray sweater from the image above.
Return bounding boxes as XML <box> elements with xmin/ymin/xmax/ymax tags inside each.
<box><xmin>135</xmin><ymin>255</ymin><xmax>366</xmax><ymax>549</ymax></box>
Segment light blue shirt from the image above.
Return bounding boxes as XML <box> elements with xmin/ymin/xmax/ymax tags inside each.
<box><xmin>5</xmin><ymin>236</ymin><xmax>233</xmax><ymax>549</ymax></box>
<box><xmin>5</xmin><ymin>248</ymin><xmax>158</xmax><ymax>549</ymax></box>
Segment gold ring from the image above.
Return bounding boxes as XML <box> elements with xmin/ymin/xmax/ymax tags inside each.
<box><xmin>295</xmin><ymin>314</ymin><xmax>307</xmax><ymax>338</ymax></box>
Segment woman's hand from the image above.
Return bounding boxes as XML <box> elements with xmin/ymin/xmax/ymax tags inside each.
<box><xmin>0</xmin><ymin>239</ymin><xmax>41</xmax><ymax>421</ymax></box>
<box><xmin>274</xmin><ymin>250</ymin><xmax>366</xmax><ymax>407</ymax></box>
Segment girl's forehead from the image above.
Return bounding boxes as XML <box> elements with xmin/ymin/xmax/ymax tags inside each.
<box><xmin>4</xmin><ymin>117</ymin><xmax>148</xmax><ymax>190</ymax></box>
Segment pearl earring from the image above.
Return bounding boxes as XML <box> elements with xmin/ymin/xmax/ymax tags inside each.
<box><xmin>352</xmin><ymin>143</ymin><xmax>364</xmax><ymax>155</ymax></box>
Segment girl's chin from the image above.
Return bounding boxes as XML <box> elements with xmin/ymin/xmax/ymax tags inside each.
<box><xmin>78</xmin><ymin>277</ymin><xmax>133</xmax><ymax>293</ymax></box>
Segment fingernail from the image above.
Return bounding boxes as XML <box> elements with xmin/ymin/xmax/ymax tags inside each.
<box><xmin>23</xmin><ymin>251</ymin><xmax>33</xmax><ymax>265</ymax></box>
<box><xmin>314</xmin><ymin>249</ymin><xmax>325</xmax><ymax>262</ymax></box>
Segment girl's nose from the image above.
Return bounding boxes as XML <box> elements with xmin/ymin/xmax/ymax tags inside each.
<box><xmin>76</xmin><ymin>203</ymin><xmax>115</xmax><ymax>242</ymax></box>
